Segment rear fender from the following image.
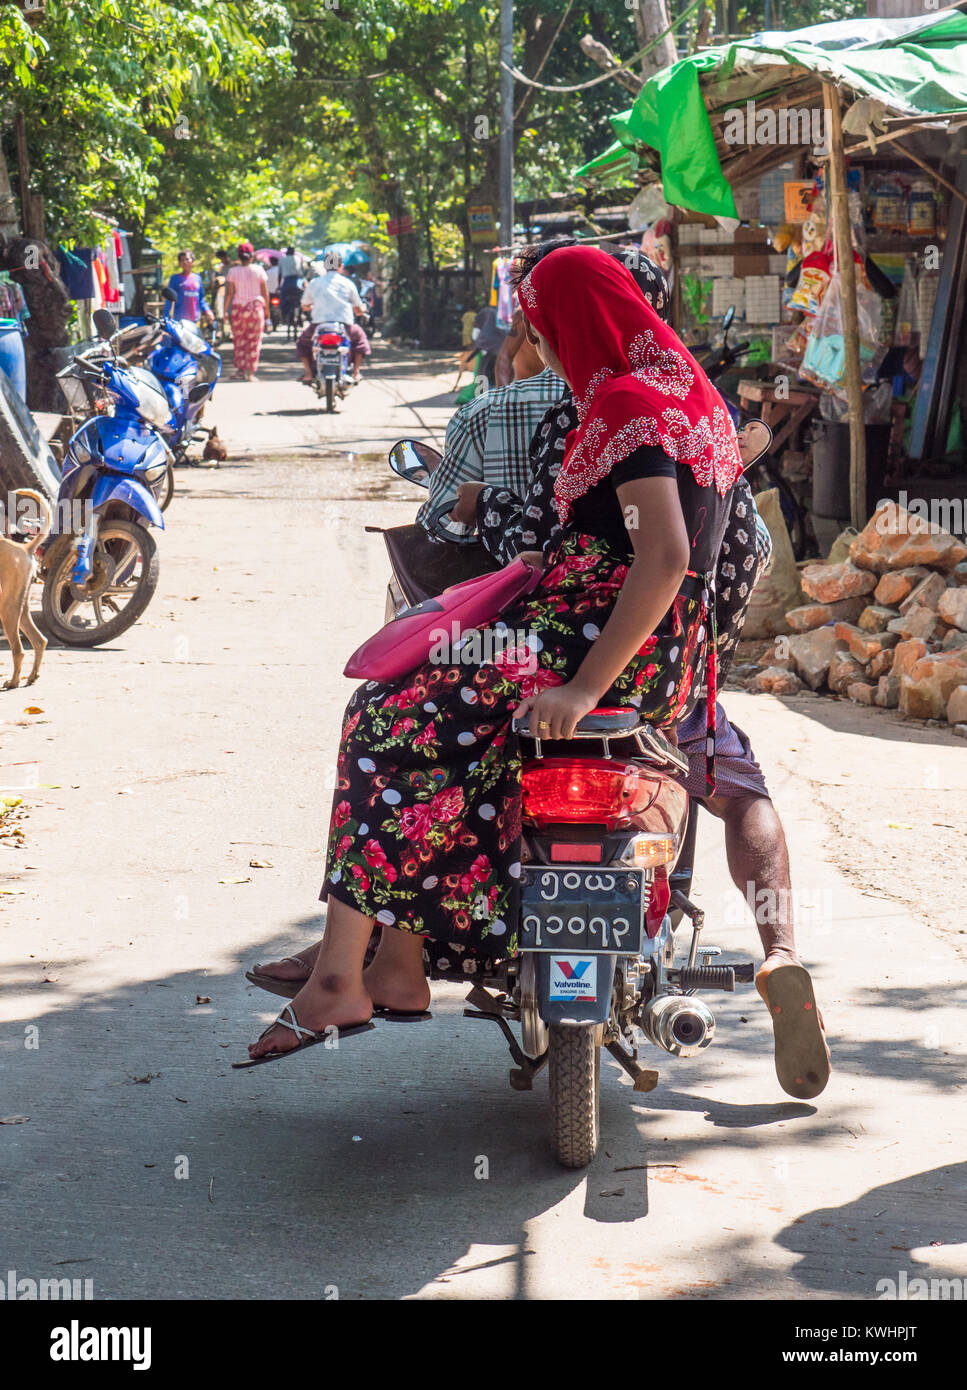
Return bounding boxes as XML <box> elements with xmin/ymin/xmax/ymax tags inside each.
<box><xmin>534</xmin><ymin>952</ymin><xmax>617</xmax><ymax>1026</ymax></box>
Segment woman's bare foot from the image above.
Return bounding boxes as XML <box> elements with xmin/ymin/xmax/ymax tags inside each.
<box><xmin>362</xmin><ymin>955</ymin><xmax>430</xmax><ymax>1014</ymax></box>
<box><xmin>252</xmin><ymin>943</ymin><xmax>320</xmax><ymax>984</ymax></box>
<box><xmin>247</xmin><ymin>974</ymin><xmax>372</xmax><ymax>1059</ymax></box>
<box><xmin>250</xmin><ymin>938</ymin><xmax>429</xmax><ymax>1012</ymax></box>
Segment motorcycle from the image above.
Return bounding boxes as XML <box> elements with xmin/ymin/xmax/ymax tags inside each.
<box><xmin>695</xmin><ymin>305</ymin><xmax>810</xmax><ymax>560</ymax></box>
<box><xmin>363</xmin><ymin>439</ymin><xmax>757</xmax><ymax>1169</ymax></box>
<box><xmin>311</xmin><ymin>320</ymin><xmax>351</xmax><ymax>414</ymax></box>
<box><xmin>40</xmin><ymin>308</ymin><xmax>187</xmax><ymax>647</ymax></box>
<box><xmin>150</xmin><ymin>303</ymin><xmax>222</xmax><ymax>478</ymax></box>
<box><xmin>268</xmin><ymin>292</ymin><xmax>282</xmax><ymax>332</ymax></box>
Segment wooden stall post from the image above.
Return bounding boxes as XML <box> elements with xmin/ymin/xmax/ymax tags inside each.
<box><xmin>823</xmin><ymin>81</ymin><xmax>867</xmax><ymax>529</ymax></box>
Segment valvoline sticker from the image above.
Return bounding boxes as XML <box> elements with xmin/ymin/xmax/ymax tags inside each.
<box><xmin>549</xmin><ymin>956</ymin><xmax>597</xmax><ymax>1002</ymax></box>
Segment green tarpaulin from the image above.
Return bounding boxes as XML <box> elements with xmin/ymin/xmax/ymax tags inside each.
<box><xmin>575</xmin><ymin>10</ymin><xmax>967</xmax><ymax>218</ymax></box>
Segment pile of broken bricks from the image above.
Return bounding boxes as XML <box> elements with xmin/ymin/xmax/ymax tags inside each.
<box><xmin>751</xmin><ymin>501</ymin><xmax>967</xmax><ymax>733</ymax></box>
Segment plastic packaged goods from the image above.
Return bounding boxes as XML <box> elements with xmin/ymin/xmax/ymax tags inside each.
<box><xmin>871</xmin><ymin>177</ymin><xmax>906</xmax><ymax>232</ymax></box>
<box><xmin>907</xmin><ymin>181</ymin><xmax>936</xmax><ymax>236</ymax></box>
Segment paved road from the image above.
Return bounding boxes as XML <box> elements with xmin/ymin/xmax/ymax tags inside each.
<box><xmin>1</xmin><ymin>338</ymin><xmax>965</xmax><ymax>1300</ymax></box>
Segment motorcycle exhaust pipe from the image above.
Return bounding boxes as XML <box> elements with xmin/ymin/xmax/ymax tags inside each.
<box><xmin>640</xmin><ymin>993</ymin><xmax>716</xmax><ymax>1057</ymax></box>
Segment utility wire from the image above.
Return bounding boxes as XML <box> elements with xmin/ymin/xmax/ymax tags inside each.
<box><xmin>503</xmin><ymin>0</ymin><xmax>704</xmax><ymax>94</ymax></box>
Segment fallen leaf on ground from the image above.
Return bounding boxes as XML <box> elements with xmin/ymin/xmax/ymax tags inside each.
<box><xmin>0</xmin><ymin>889</ymin><xmax>25</xmax><ymax>895</ymax></box>
<box><xmin>218</xmin><ymin>876</ymin><xmax>251</xmax><ymax>885</ymax></box>
<box><xmin>0</xmin><ymin>1115</ymin><xmax>29</xmax><ymax>1124</ymax></box>
<box><xmin>249</xmin><ymin>858</ymin><xmax>273</xmax><ymax>869</ymax></box>
<box><xmin>195</xmin><ymin>995</ymin><xmax>211</xmax><ymax>1005</ymax></box>
<box><xmin>22</xmin><ymin>707</ymin><xmax>43</xmax><ymax>715</ymax></box>
<box><xmin>131</xmin><ymin>1073</ymin><xmax>160</xmax><ymax>1084</ymax></box>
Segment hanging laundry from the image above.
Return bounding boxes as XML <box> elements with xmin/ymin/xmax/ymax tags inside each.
<box><xmin>57</xmin><ymin>245</ymin><xmax>97</xmax><ymax>301</ymax></box>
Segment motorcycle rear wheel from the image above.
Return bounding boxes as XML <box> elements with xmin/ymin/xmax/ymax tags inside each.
<box><xmin>325</xmin><ymin>377</ymin><xmax>336</xmax><ymax>413</ymax></box>
<box><xmin>548</xmin><ymin>1023</ymin><xmax>600</xmax><ymax>1169</ymax></box>
<box><xmin>40</xmin><ymin>519</ymin><xmax>159</xmax><ymax>648</ymax></box>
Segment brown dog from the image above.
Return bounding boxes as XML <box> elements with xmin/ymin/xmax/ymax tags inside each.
<box><xmin>1</xmin><ymin>489</ymin><xmax>52</xmax><ymax>688</ymax></box>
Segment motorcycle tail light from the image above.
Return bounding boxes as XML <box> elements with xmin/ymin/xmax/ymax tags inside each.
<box><xmin>645</xmin><ymin>866</ymin><xmax>671</xmax><ymax>937</ymax></box>
<box><xmin>549</xmin><ymin>842</ymin><xmax>602</xmax><ymax>863</ymax></box>
<box><xmin>521</xmin><ymin>759</ymin><xmax>649</xmax><ymax>830</ymax></box>
<box><xmin>621</xmin><ymin>832</ymin><xmax>678</xmax><ymax>868</ymax></box>
<box><xmin>317</xmin><ymin>333</ymin><xmax>343</xmax><ymax>346</ymax></box>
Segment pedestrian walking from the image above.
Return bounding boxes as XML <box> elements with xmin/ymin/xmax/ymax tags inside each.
<box><xmin>224</xmin><ymin>242</ymin><xmax>269</xmax><ymax>381</ymax></box>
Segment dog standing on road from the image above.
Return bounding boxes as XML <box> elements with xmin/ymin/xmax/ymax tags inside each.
<box><xmin>1</xmin><ymin>489</ymin><xmax>52</xmax><ymax>688</ymax></box>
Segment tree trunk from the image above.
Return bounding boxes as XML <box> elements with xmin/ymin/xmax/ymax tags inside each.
<box><xmin>0</xmin><ymin>234</ymin><xmax>71</xmax><ymax>412</ymax></box>
<box><xmin>633</xmin><ymin>0</ymin><xmax>678</xmax><ymax>77</ymax></box>
<box><xmin>0</xmin><ymin>138</ymin><xmax>21</xmax><ymax>238</ymax></box>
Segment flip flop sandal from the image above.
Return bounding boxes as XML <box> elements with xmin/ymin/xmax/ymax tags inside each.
<box><xmin>232</xmin><ymin>1002</ymin><xmax>375</xmax><ymax>1069</ymax></box>
<box><xmin>245</xmin><ymin>958</ymin><xmax>309</xmax><ymax>999</ymax></box>
<box><xmin>764</xmin><ymin>963</ymin><xmax>830</xmax><ymax>1101</ymax></box>
<box><xmin>372</xmin><ymin>1005</ymin><xmax>432</xmax><ymax>1023</ymax></box>
<box><xmin>246</xmin><ymin>970</ymin><xmax>431</xmax><ymax>1021</ymax></box>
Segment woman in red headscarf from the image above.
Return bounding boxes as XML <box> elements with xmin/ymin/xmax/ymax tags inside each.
<box><xmin>243</xmin><ymin>244</ymin><xmax>744</xmax><ymax>1064</ymax></box>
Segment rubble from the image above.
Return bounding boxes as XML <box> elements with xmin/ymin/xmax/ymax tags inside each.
<box><xmin>938</xmin><ymin>588</ymin><xmax>967</xmax><ymax>632</ymax></box>
<box><xmin>828</xmin><ymin>649</ymin><xmax>866</xmax><ymax>694</ymax></box>
<box><xmin>947</xmin><ymin>685</ymin><xmax>967</xmax><ymax>724</ymax></box>
<box><xmin>787</xmin><ymin>627</ymin><xmax>843</xmax><ymax>690</ymax></box>
<box><xmin>751</xmin><ymin>666</ymin><xmax>805</xmax><ymax>695</ymax></box>
<box><xmin>850</xmin><ymin>500</ymin><xmax>967</xmax><ymax>573</ymax></box>
<box><xmin>786</xmin><ymin>597</ymin><xmax>867</xmax><ymax>632</ymax></box>
<box><xmin>847</xmin><ymin>681</ymin><xmax>876</xmax><ymax>705</ymax></box>
<box><xmin>747</xmin><ymin>501</ymin><xmax>967</xmax><ymax>730</ymax></box>
<box><xmin>800</xmin><ymin>561</ymin><xmax>876</xmax><ymax>603</ymax></box>
<box><xmin>873</xmin><ymin>567</ymin><xmax>928</xmax><ymax>606</ymax></box>
<box><xmin>857</xmin><ymin>605</ymin><xmax>897</xmax><ymax>632</ymax></box>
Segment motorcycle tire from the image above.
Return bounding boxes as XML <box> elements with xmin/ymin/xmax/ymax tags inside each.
<box><xmin>40</xmin><ymin>520</ymin><xmax>159</xmax><ymax>649</ymax></box>
<box><xmin>548</xmin><ymin>1023</ymin><xmax>600</xmax><ymax>1169</ymax></box>
<box><xmin>159</xmin><ymin>463</ymin><xmax>175</xmax><ymax>512</ymax></box>
<box><xmin>325</xmin><ymin>377</ymin><xmax>336</xmax><ymax>413</ymax></box>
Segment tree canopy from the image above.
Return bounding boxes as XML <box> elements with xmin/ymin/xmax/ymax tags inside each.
<box><xmin>1</xmin><ymin>0</ymin><xmax>868</xmax><ymax>269</ymax></box>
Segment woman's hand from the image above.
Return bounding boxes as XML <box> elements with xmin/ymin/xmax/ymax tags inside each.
<box><xmin>514</xmin><ymin>550</ymin><xmax>545</xmax><ymax>571</ymax></box>
<box><xmin>514</xmin><ymin>680</ymin><xmax>599</xmax><ymax>741</ymax></box>
<box><xmin>450</xmin><ymin>480</ymin><xmax>485</xmax><ymax>525</ymax></box>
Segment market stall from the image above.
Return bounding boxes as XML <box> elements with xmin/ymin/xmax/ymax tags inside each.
<box><xmin>575</xmin><ymin>8</ymin><xmax>967</xmax><ymax>548</ymax></box>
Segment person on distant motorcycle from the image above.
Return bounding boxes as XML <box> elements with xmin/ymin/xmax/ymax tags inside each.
<box><xmin>278</xmin><ymin>246</ymin><xmax>303</xmax><ymax>329</ymax></box>
<box><xmin>297</xmin><ymin>253</ymin><xmax>370</xmax><ymax>385</ymax></box>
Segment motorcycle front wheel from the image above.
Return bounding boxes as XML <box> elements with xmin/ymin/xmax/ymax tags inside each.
<box><xmin>548</xmin><ymin>1023</ymin><xmax>600</xmax><ymax>1169</ymax></box>
<box><xmin>158</xmin><ymin>463</ymin><xmax>175</xmax><ymax>512</ymax></box>
<box><xmin>40</xmin><ymin>519</ymin><xmax>160</xmax><ymax>648</ymax></box>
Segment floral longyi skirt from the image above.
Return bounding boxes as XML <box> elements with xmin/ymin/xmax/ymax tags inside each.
<box><xmin>322</xmin><ymin>533</ymin><xmax>707</xmax><ymax>969</ymax></box>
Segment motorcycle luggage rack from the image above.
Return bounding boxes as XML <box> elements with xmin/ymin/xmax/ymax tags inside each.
<box><xmin>515</xmin><ymin>710</ymin><xmax>689</xmax><ymax>776</ymax></box>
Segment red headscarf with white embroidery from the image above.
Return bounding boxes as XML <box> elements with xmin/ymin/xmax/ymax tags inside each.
<box><xmin>517</xmin><ymin>244</ymin><xmax>742</xmax><ymax>523</ymax></box>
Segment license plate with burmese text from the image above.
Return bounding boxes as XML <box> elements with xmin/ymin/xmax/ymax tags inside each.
<box><xmin>519</xmin><ymin>867</ymin><xmax>645</xmax><ymax>953</ymax></box>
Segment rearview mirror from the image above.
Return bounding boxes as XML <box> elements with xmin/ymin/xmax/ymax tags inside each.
<box><xmin>161</xmin><ymin>286</ymin><xmax>177</xmax><ymax>303</ymax></box>
<box><xmin>188</xmin><ymin>382</ymin><xmax>210</xmax><ymax>403</ymax></box>
<box><xmin>389</xmin><ymin>438</ymin><xmax>442</xmax><ymax>487</ymax></box>
<box><xmin>722</xmin><ymin>305</ymin><xmax>735</xmax><ymax>331</ymax></box>
<box><xmin>93</xmin><ymin>309</ymin><xmax>117</xmax><ymax>340</ymax></box>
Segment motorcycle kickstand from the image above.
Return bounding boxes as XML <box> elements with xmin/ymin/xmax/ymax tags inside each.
<box><xmin>463</xmin><ymin>984</ymin><xmax>547</xmax><ymax>1092</ymax></box>
<box><xmin>604</xmin><ymin>1038</ymin><xmax>660</xmax><ymax>1094</ymax></box>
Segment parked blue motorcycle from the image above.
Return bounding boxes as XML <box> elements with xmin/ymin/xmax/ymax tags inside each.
<box><xmin>150</xmin><ymin>306</ymin><xmax>221</xmax><ymax>467</ymax></box>
<box><xmin>40</xmin><ymin>309</ymin><xmax>192</xmax><ymax>647</ymax></box>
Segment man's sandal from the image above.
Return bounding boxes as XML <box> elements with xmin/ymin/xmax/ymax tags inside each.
<box><xmin>232</xmin><ymin>1003</ymin><xmax>375</xmax><ymax>1069</ymax></box>
<box><xmin>246</xmin><ymin>963</ymin><xmax>432</xmax><ymax>1022</ymax></box>
<box><xmin>763</xmin><ymin>963</ymin><xmax>830</xmax><ymax>1101</ymax></box>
